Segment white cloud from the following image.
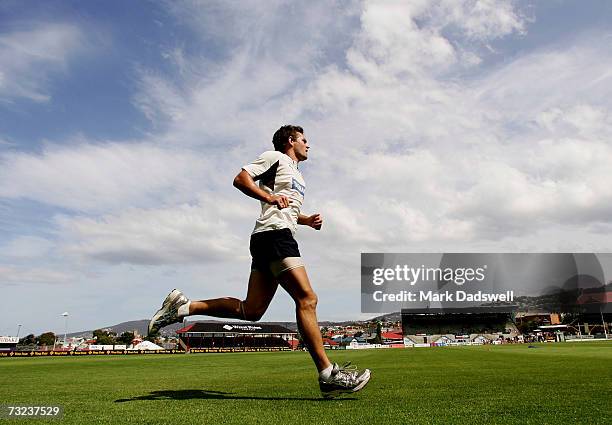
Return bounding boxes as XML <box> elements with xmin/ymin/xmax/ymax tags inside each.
<box><xmin>474</xmin><ymin>41</ymin><xmax>612</xmax><ymax>118</ymax></box>
<box><xmin>135</xmin><ymin>1</ymin><xmax>362</xmax><ymax>146</ymax></box>
<box><xmin>0</xmin><ymin>265</ymin><xmax>73</xmax><ymax>285</ymax></box>
<box><xmin>0</xmin><ymin>141</ymin><xmax>223</xmax><ymax>213</ymax></box>
<box><xmin>3</xmin><ymin>1</ymin><xmax>612</xmax><ymax>273</ymax></box>
<box><xmin>344</xmin><ymin>0</ymin><xmax>524</xmax><ymax>81</ymax></box>
<box><xmin>56</xmin><ymin>202</ymin><xmax>245</xmax><ymax>265</ymax></box>
<box><xmin>2</xmin><ymin>236</ymin><xmax>54</xmax><ymax>259</ymax></box>
<box><xmin>351</xmin><ymin>1</ymin><xmax>457</xmax><ymax>77</ymax></box>
<box><xmin>428</xmin><ymin>0</ymin><xmax>526</xmax><ymax>41</ymax></box>
<box><xmin>132</xmin><ymin>70</ymin><xmax>188</xmax><ymax>127</ymax></box>
<box><xmin>0</xmin><ymin>136</ymin><xmax>15</xmax><ymax>146</ymax></box>
<box><xmin>8</xmin><ymin>1</ymin><xmax>608</xmax><ymax>261</ymax></box>
<box><xmin>298</xmin><ymin>27</ymin><xmax>612</xmax><ymax>248</ymax></box>
<box><xmin>0</xmin><ymin>22</ymin><xmax>84</xmax><ymax>102</ymax></box>
<box><xmin>4</xmin><ymin>0</ymin><xmax>612</xmax><ymax>331</ymax></box>
<box><xmin>316</xmin><ymin>200</ymin><xmax>382</xmax><ymax>244</ymax></box>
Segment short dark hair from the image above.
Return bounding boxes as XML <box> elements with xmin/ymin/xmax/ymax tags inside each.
<box><xmin>272</xmin><ymin>125</ymin><xmax>304</xmax><ymax>152</ymax></box>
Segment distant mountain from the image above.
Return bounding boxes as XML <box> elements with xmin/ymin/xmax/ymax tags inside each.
<box><xmin>64</xmin><ymin>319</ymin><xmax>158</xmax><ymax>338</ymax></box>
<box><xmin>64</xmin><ymin>314</ymin><xmax>396</xmax><ymax>338</ymax></box>
<box><xmin>65</xmin><ymin>319</ymin><xmax>297</xmax><ymax>338</ymax></box>
<box><xmin>370</xmin><ymin>312</ymin><xmax>402</xmax><ymax>322</ymax></box>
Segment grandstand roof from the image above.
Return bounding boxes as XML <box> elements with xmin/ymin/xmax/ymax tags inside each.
<box><xmin>515</xmin><ymin>311</ymin><xmax>553</xmax><ymax>318</ymax></box>
<box><xmin>176</xmin><ymin>322</ymin><xmax>296</xmax><ymax>335</ymax></box>
<box><xmin>577</xmin><ymin>291</ymin><xmax>612</xmax><ymax>304</ymax></box>
<box><xmin>382</xmin><ymin>332</ymin><xmax>403</xmax><ymax>340</ymax></box>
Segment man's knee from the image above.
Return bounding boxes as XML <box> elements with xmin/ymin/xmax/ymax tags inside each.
<box><xmin>243</xmin><ymin>310</ymin><xmax>265</xmax><ymax>322</ymax></box>
<box><xmin>296</xmin><ymin>292</ymin><xmax>318</xmax><ymax>311</ymax></box>
<box><xmin>241</xmin><ymin>301</ymin><xmax>266</xmax><ymax>322</ymax></box>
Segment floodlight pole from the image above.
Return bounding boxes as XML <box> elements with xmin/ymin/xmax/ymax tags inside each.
<box><xmin>16</xmin><ymin>324</ymin><xmax>22</xmax><ymax>339</ymax></box>
<box><xmin>61</xmin><ymin>312</ymin><xmax>69</xmax><ymax>348</ymax></box>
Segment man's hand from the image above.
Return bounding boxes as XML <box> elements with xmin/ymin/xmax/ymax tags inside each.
<box><xmin>267</xmin><ymin>194</ymin><xmax>290</xmax><ymax>209</ymax></box>
<box><xmin>302</xmin><ymin>213</ymin><xmax>323</xmax><ymax>230</ymax></box>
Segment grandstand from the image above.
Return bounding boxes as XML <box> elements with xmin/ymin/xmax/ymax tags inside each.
<box><xmin>176</xmin><ymin>322</ymin><xmax>297</xmax><ymax>352</ymax></box>
<box><xmin>0</xmin><ymin>336</ymin><xmax>18</xmax><ymax>351</ymax></box>
<box><xmin>401</xmin><ymin>306</ymin><xmax>519</xmax><ymax>345</ymax></box>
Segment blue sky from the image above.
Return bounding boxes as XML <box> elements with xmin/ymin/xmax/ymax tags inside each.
<box><xmin>2</xmin><ymin>1</ymin><xmax>612</xmax><ymax>337</ymax></box>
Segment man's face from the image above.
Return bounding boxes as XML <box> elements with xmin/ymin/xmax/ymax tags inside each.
<box><xmin>292</xmin><ymin>132</ymin><xmax>309</xmax><ymax>161</ymax></box>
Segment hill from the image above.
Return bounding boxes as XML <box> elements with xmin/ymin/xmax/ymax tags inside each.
<box><xmin>64</xmin><ymin>313</ymin><xmax>400</xmax><ymax>338</ymax></box>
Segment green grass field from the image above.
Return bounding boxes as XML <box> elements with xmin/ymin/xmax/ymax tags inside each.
<box><xmin>1</xmin><ymin>342</ymin><xmax>611</xmax><ymax>425</ymax></box>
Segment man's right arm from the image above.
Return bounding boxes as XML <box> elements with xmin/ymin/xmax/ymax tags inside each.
<box><xmin>233</xmin><ymin>170</ymin><xmax>289</xmax><ymax>209</ymax></box>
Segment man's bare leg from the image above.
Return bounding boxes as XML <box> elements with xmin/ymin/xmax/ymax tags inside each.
<box><xmin>278</xmin><ymin>266</ymin><xmax>332</xmax><ymax>372</ymax></box>
<box><xmin>187</xmin><ymin>270</ymin><xmax>278</xmax><ymax>321</ymax></box>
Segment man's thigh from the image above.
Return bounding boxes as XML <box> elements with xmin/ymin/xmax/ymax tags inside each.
<box><xmin>277</xmin><ymin>266</ymin><xmax>314</xmax><ymax>301</ymax></box>
<box><xmin>244</xmin><ymin>269</ymin><xmax>279</xmax><ymax>309</ymax></box>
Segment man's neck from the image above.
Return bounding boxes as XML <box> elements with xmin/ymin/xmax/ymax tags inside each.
<box><xmin>284</xmin><ymin>150</ymin><xmax>299</xmax><ymax>163</ymax></box>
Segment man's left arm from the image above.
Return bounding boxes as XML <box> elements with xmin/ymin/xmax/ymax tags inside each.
<box><xmin>298</xmin><ymin>213</ymin><xmax>323</xmax><ymax>230</ymax></box>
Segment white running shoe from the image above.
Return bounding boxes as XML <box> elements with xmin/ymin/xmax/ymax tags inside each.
<box><xmin>148</xmin><ymin>289</ymin><xmax>189</xmax><ymax>336</ymax></box>
<box><xmin>319</xmin><ymin>362</ymin><xmax>371</xmax><ymax>399</ymax></box>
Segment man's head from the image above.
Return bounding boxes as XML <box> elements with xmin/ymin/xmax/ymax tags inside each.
<box><xmin>272</xmin><ymin>125</ymin><xmax>309</xmax><ymax>161</ymax></box>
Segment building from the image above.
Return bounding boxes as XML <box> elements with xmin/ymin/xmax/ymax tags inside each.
<box><xmin>0</xmin><ymin>336</ymin><xmax>18</xmax><ymax>351</ymax></box>
<box><xmin>176</xmin><ymin>322</ymin><xmax>297</xmax><ymax>352</ymax></box>
<box><xmin>515</xmin><ymin>312</ymin><xmax>561</xmax><ymax>331</ymax></box>
<box><xmin>401</xmin><ymin>306</ymin><xmax>519</xmax><ymax>345</ymax></box>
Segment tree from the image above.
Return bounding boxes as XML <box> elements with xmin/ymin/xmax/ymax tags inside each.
<box><xmin>38</xmin><ymin>332</ymin><xmax>56</xmax><ymax>347</ymax></box>
<box><xmin>117</xmin><ymin>331</ymin><xmax>135</xmax><ymax>345</ymax></box>
<box><xmin>367</xmin><ymin>321</ymin><xmax>382</xmax><ymax>344</ymax></box>
<box><xmin>296</xmin><ymin>331</ymin><xmax>305</xmax><ymax>349</ymax></box>
<box><xmin>144</xmin><ymin>333</ymin><xmax>163</xmax><ymax>344</ymax></box>
<box><xmin>93</xmin><ymin>329</ymin><xmax>116</xmax><ymax>345</ymax></box>
<box><xmin>19</xmin><ymin>334</ymin><xmax>36</xmax><ymax>345</ymax></box>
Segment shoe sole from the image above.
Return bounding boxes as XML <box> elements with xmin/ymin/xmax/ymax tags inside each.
<box><xmin>162</xmin><ymin>289</ymin><xmax>182</xmax><ymax>306</ymax></box>
<box><xmin>321</xmin><ymin>369</ymin><xmax>371</xmax><ymax>399</ymax></box>
<box><xmin>148</xmin><ymin>289</ymin><xmax>184</xmax><ymax>335</ymax></box>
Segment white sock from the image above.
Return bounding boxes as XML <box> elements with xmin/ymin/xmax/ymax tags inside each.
<box><xmin>319</xmin><ymin>364</ymin><xmax>333</xmax><ymax>381</ymax></box>
<box><xmin>178</xmin><ymin>301</ymin><xmax>191</xmax><ymax>318</ymax></box>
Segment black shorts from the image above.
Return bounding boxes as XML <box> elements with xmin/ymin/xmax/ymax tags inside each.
<box><xmin>249</xmin><ymin>228</ymin><xmax>301</xmax><ymax>275</ymax></box>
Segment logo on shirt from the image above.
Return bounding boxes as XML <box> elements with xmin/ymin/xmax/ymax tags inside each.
<box><xmin>292</xmin><ymin>178</ymin><xmax>305</xmax><ymax>196</ymax></box>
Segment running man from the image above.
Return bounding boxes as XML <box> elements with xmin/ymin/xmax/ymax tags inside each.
<box><xmin>148</xmin><ymin>125</ymin><xmax>370</xmax><ymax>398</ymax></box>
